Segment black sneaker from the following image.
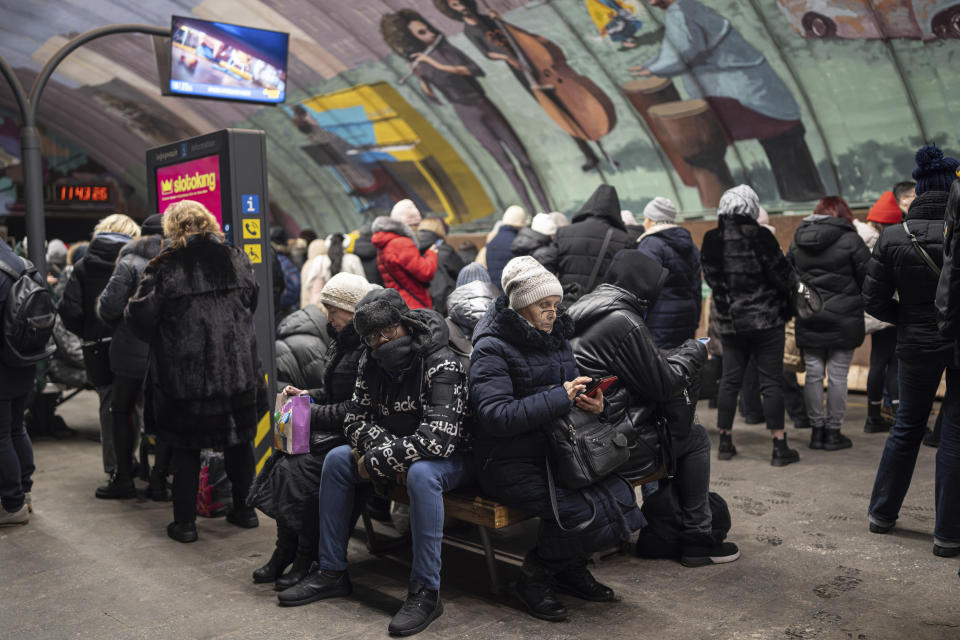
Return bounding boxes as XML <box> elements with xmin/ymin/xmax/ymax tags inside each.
<box><xmin>680</xmin><ymin>541</ymin><xmax>741</xmax><ymax>567</ymax></box>
<box><xmin>717</xmin><ymin>433</ymin><xmax>737</xmax><ymax>461</ymax></box>
<box><xmin>822</xmin><ymin>431</ymin><xmax>853</xmax><ymax>451</ymax></box>
<box><xmin>869</xmin><ymin>521</ymin><xmax>893</xmax><ymax>534</ymax></box>
<box><xmin>95</xmin><ymin>475</ymin><xmax>136</xmax><ymax>500</ymax></box>
<box><xmin>554</xmin><ymin>564</ymin><xmax>615</xmax><ymax>602</ymax></box>
<box><xmin>933</xmin><ymin>544</ymin><xmax>960</xmax><ymax>558</ymax></box>
<box><xmin>167</xmin><ymin>521</ymin><xmax>198</xmax><ymax>543</ymax></box>
<box><xmin>277</xmin><ymin>567</ymin><xmax>352</xmax><ymax>607</ymax></box>
<box><xmin>809</xmin><ymin>427</ymin><xmax>825</xmax><ymax>450</ymax></box>
<box><xmin>864</xmin><ymin>416</ymin><xmax>893</xmax><ymax>433</ymax></box>
<box><xmin>226</xmin><ymin>507</ymin><xmax>259</xmax><ymax>529</ymax></box>
<box><xmin>387</xmin><ymin>584</ymin><xmax>444</xmax><ymax>636</ymax></box>
<box><xmin>771</xmin><ymin>436</ymin><xmax>800</xmax><ymax>467</ymax></box>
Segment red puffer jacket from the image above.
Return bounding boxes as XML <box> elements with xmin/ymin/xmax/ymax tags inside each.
<box><xmin>371</xmin><ymin>217</ymin><xmax>438</xmax><ymax>309</ymax></box>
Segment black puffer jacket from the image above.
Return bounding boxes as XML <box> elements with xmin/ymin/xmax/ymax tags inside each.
<box><xmin>275</xmin><ymin>306</ymin><xmax>331</xmax><ymax>390</ymax></box>
<box><xmin>547</xmin><ymin>185</ymin><xmax>631</xmax><ymax>294</ymax></box>
<box><xmin>305</xmin><ymin>322</ymin><xmax>363</xmax><ymax>452</ymax></box>
<box><xmin>344</xmin><ymin>295</ymin><xmax>468</xmax><ymax>483</ymax></box>
<box><xmin>59</xmin><ymin>232</ymin><xmax>130</xmax><ymax>341</ymax></box>
<box><xmin>96</xmin><ymin>234</ymin><xmax>164</xmax><ymax>379</ymax></box>
<box><xmin>863</xmin><ymin>190</ymin><xmax>952</xmax><ymax>364</ymax></box>
<box><xmin>126</xmin><ymin>233</ymin><xmax>267</xmax><ymax>449</ymax></box>
<box><xmin>510</xmin><ymin>227</ymin><xmax>557</xmax><ymax>269</ymax></box>
<box><xmin>352</xmin><ymin>223</ymin><xmax>383</xmax><ymax>286</ymax></box>
<box><xmin>418</xmin><ymin>229</ymin><xmax>465</xmax><ymax>315</ymax></box>
<box><xmin>701</xmin><ymin>216</ymin><xmax>797</xmax><ymax>335</ymax></box>
<box><xmin>788</xmin><ymin>216</ymin><xmax>870</xmax><ymax>351</ymax></box>
<box><xmin>569</xmin><ymin>284</ymin><xmax>706</xmax><ymax>439</ymax></box>
<box><xmin>636</xmin><ymin>225</ymin><xmax>703</xmax><ymax>349</ymax></box>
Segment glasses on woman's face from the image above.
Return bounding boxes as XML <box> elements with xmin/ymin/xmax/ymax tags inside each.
<box><xmin>537</xmin><ymin>304</ymin><xmax>563</xmax><ymax>320</ymax></box>
<box><xmin>364</xmin><ymin>323</ymin><xmax>402</xmax><ymax>348</ymax></box>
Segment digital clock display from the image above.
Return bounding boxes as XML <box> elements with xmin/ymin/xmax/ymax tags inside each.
<box><xmin>56</xmin><ymin>185</ymin><xmax>111</xmax><ymax>203</ymax></box>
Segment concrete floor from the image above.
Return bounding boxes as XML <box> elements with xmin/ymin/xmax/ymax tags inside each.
<box><xmin>1</xmin><ymin>391</ymin><xmax>958</xmax><ymax>640</ymax></box>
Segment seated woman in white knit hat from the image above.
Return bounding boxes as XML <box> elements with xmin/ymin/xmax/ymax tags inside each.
<box><xmin>248</xmin><ymin>272</ymin><xmax>377</xmax><ymax>591</ymax></box>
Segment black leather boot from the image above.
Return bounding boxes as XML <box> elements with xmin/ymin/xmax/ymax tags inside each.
<box><xmin>388</xmin><ymin>583</ymin><xmax>444</xmax><ymax>636</ymax></box>
<box><xmin>514</xmin><ymin>552</ymin><xmax>567</xmax><ymax>622</ymax></box>
<box><xmin>253</xmin><ymin>526</ymin><xmax>297</xmax><ymax>584</ymax></box>
<box><xmin>95</xmin><ymin>473</ymin><xmax>136</xmax><ymax>499</ymax></box>
<box><xmin>554</xmin><ymin>560</ymin><xmax>615</xmax><ymax>602</ymax></box>
<box><xmin>823</xmin><ymin>430</ymin><xmax>852</xmax><ymax>451</ymax></box>
<box><xmin>275</xmin><ymin>536</ymin><xmax>317</xmax><ymax>591</ymax></box>
<box><xmin>864</xmin><ymin>402</ymin><xmax>893</xmax><ymax>433</ymax></box>
<box><xmin>771</xmin><ymin>435</ymin><xmax>800</xmax><ymax>467</ymax></box>
<box><xmin>809</xmin><ymin>427</ymin><xmax>825</xmax><ymax>450</ymax></box>
<box><xmin>717</xmin><ymin>432</ymin><xmax>737</xmax><ymax>460</ymax></box>
<box><xmin>226</xmin><ymin>506</ymin><xmax>259</xmax><ymax>528</ymax></box>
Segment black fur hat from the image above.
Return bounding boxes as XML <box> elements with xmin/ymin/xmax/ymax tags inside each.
<box><xmin>354</xmin><ymin>288</ymin><xmax>409</xmax><ymax>338</ymax></box>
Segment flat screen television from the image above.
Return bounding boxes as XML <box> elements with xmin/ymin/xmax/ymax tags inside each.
<box><xmin>168</xmin><ymin>16</ymin><xmax>288</xmax><ymax>104</ymax></box>
<box><xmin>155</xmin><ymin>154</ymin><xmax>224</xmax><ymax>226</ymax></box>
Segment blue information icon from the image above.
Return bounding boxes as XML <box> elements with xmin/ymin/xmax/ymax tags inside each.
<box><xmin>242</xmin><ymin>194</ymin><xmax>260</xmax><ymax>214</ymax></box>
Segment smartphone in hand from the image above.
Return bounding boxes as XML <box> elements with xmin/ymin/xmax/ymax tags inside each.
<box><xmin>576</xmin><ymin>376</ymin><xmax>618</xmax><ymax>398</ymax></box>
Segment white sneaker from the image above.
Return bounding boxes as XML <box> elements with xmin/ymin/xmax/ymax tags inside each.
<box><xmin>0</xmin><ymin>504</ymin><xmax>29</xmax><ymax>526</ymax></box>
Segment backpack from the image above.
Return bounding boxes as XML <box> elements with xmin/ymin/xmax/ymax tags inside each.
<box><xmin>635</xmin><ymin>478</ymin><xmax>732</xmax><ymax>560</ymax></box>
<box><xmin>0</xmin><ymin>258</ymin><xmax>57</xmax><ymax>367</ymax></box>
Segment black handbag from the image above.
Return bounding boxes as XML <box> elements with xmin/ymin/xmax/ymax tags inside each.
<box><xmin>615</xmin><ymin>412</ymin><xmax>672</xmax><ymax>484</ymax></box>
<box><xmin>81</xmin><ymin>339</ymin><xmax>114</xmax><ymax>387</ymax></box>
<box><xmin>792</xmin><ymin>281</ymin><xmax>823</xmax><ymax>320</ymax></box>
<box><xmin>544</xmin><ymin>407</ymin><xmax>630</xmax><ymax>491</ymax></box>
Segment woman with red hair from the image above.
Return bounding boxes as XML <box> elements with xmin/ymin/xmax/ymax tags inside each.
<box><xmin>788</xmin><ymin>196</ymin><xmax>871</xmax><ymax>451</ymax></box>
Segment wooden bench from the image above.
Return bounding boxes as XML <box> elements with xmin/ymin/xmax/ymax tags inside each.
<box><xmin>361</xmin><ymin>467</ymin><xmax>666</xmax><ymax>594</ymax></box>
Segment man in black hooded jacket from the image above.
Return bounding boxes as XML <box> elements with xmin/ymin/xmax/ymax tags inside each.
<box><xmin>277</xmin><ymin>288</ymin><xmax>470</xmax><ymax>636</ymax></box>
<box><xmin>545</xmin><ymin>185</ymin><xmax>631</xmax><ymax>299</ymax></box>
<box><xmin>569</xmin><ymin>250</ymin><xmax>740</xmax><ymax>567</ymax></box>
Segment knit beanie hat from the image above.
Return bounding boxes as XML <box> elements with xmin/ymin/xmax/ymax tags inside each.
<box><xmin>756</xmin><ymin>206</ymin><xmax>770</xmax><ymax>226</ymax></box>
<box><xmin>549</xmin><ymin>211</ymin><xmax>570</xmax><ymax>228</ymax></box>
<box><xmin>353</xmin><ymin>288</ymin><xmax>409</xmax><ymax>338</ymax></box>
<box><xmin>717</xmin><ymin>185</ymin><xmax>760</xmax><ymax>219</ymax></box>
<box><xmin>501</xmin><ymin>256</ymin><xmax>564</xmax><ymax>311</ymax></box>
<box><xmin>319</xmin><ymin>272</ymin><xmax>374</xmax><ymax>314</ymax></box>
<box><xmin>912</xmin><ymin>144</ymin><xmax>959</xmax><ymax>195</ymax></box>
<box><xmin>643</xmin><ymin>197</ymin><xmax>677</xmax><ymax>223</ymax></box>
<box><xmin>141</xmin><ymin>214</ymin><xmax>164</xmax><ymax>237</ymax></box>
<box><xmin>867</xmin><ymin>191</ymin><xmax>903</xmax><ymax>224</ymax></box>
<box><xmin>46</xmin><ymin>239</ymin><xmax>68</xmax><ymax>266</ymax></box>
<box><xmin>531</xmin><ymin>212</ymin><xmax>558</xmax><ymax>237</ymax></box>
<box><xmin>391</xmin><ymin>199</ymin><xmax>422</xmax><ymax>227</ymax></box>
<box><xmin>620</xmin><ymin>210</ymin><xmax>638</xmax><ymax>227</ymax></box>
<box><xmin>502</xmin><ymin>205</ymin><xmax>527</xmax><ymax>228</ymax></box>
<box><xmin>456</xmin><ymin>262</ymin><xmax>491</xmax><ymax>287</ymax></box>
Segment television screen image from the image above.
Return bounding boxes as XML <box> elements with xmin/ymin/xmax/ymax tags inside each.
<box><xmin>156</xmin><ymin>155</ymin><xmax>223</xmax><ymax>226</ymax></box>
<box><xmin>170</xmin><ymin>16</ymin><xmax>288</xmax><ymax>104</ymax></box>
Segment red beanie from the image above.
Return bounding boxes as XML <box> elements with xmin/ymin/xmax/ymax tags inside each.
<box><xmin>867</xmin><ymin>191</ymin><xmax>903</xmax><ymax>225</ymax></box>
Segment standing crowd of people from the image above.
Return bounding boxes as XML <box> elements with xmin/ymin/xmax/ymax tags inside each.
<box><xmin>1</xmin><ymin>143</ymin><xmax>957</xmax><ymax>635</ymax></box>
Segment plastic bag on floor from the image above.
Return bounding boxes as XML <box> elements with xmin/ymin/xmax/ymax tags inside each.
<box><xmin>197</xmin><ymin>449</ymin><xmax>232</xmax><ymax>518</ymax></box>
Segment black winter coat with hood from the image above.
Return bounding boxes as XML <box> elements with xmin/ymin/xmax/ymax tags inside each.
<box><xmin>418</xmin><ymin>228</ymin><xmax>465</xmax><ymax>315</ymax></box>
<box><xmin>510</xmin><ymin>227</ymin><xmax>557</xmax><ymax>269</ymax></box>
<box><xmin>863</xmin><ymin>190</ymin><xmax>953</xmax><ymax>364</ymax></box>
<box><xmin>701</xmin><ymin>216</ymin><xmax>797</xmax><ymax>335</ymax></box>
<box><xmin>353</xmin><ymin>223</ymin><xmax>384</xmax><ymax>286</ymax></box>
<box><xmin>96</xmin><ymin>234</ymin><xmax>164</xmax><ymax>380</ymax></box>
<box><xmin>126</xmin><ymin>233</ymin><xmax>267</xmax><ymax>449</ymax></box>
<box><xmin>344</xmin><ymin>291</ymin><xmax>468</xmax><ymax>483</ymax></box>
<box><xmin>546</xmin><ymin>185</ymin><xmax>631</xmax><ymax>294</ymax></box>
<box><xmin>275</xmin><ymin>306</ymin><xmax>331</xmax><ymax>391</ymax></box>
<box><xmin>788</xmin><ymin>215</ymin><xmax>870</xmax><ymax>351</ymax></box>
<box><xmin>635</xmin><ymin>225</ymin><xmax>703</xmax><ymax>349</ymax></box>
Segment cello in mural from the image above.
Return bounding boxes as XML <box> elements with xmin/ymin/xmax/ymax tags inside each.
<box><xmin>434</xmin><ymin>0</ymin><xmax>618</xmax><ymax>171</ymax></box>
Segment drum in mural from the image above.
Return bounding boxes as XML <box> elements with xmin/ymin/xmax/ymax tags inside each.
<box><xmin>649</xmin><ymin>100</ymin><xmax>734</xmax><ymax>209</ymax></box>
<box><xmin>622</xmin><ymin>77</ymin><xmax>695</xmax><ymax>187</ymax></box>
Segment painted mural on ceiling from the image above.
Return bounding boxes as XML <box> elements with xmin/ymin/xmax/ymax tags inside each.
<box><xmin>0</xmin><ymin>0</ymin><xmax>958</xmax><ymax>234</ymax></box>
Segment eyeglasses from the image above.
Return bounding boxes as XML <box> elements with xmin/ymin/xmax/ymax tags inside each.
<box><xmin>538</xmin><ymin>304</ymin><xmax>564</xmax><ymax>319</ymax></box>
<box><xmin>364</xmin><ymin>323</ymin><xmax>402</xmax><ymax>348</ymax></box>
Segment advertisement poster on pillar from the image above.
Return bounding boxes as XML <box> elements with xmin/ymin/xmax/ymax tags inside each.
<box><xmin>156</xmin><ymin>155</ymin><xmax>223</xmax><ymax>226</ymax></box>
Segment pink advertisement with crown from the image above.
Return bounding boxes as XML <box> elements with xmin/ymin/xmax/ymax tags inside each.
<box><xmin>156</xmin><ymin>154</ymin><xmax>223</xmax><ymax>225</ymax></box>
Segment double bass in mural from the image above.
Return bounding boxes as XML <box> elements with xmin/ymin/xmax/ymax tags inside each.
<box><xmin>624</xmin><ymin>0</ymin><xmax>826</xmax><ymax>207</ymax></box>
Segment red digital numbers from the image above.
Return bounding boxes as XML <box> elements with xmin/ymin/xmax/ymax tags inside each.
<box><xmin>56</xmin><ymin>184</ymin><xmax>111</xmax><ymax>202</ymax></box>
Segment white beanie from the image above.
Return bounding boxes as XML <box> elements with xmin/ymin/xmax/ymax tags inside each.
<box><xmin>531</xmin><ymin>212</ymin><xmax>558</xmax><ymax>237</ymax></box>
<box><xmin>549</xmin><ymin>211</ymin><xmax>570</xmax><ymax>228</ymax></box>
<box><xmin>319</xmin><ymin>272</ymin><xmax>375</xmax><ymax>313</ymax></box>
<box><xmin>717</xmin><ymin>185</ymin><xmax>760</xmax><ymax>219</ymax></box>
<box><xmin>391</xmin><ymin>199</ymin><xmax>422</xmax><ymax>227</ymax></box>
<box><xmin>620</xmin><ymin>210</ymin><xmax>638</xmax><ymax>226</ymax></box>
<box><xmin>501</xmin><ymin>256</ymin><xmax>564</xmax><ymax>311</ymax></box>
<box><xmin>502</xmin><ymin>205</ymin><xmax>527</xmax><ymax>228</ymax></box>
<box><xmin>643</xmin><ymin>197</ymin><xmax>677</xmax><ymax>223</ymax></box>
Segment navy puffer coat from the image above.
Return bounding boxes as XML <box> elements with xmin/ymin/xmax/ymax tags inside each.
<box><xmin>636</xmin><ymin>225</ymin><xmax>702</xmax><ymax>348</ymax></box>
<box><xmin>469</xmin><ymin>296</ymin><xmax>644</xmax><ymax>562</ymax></box>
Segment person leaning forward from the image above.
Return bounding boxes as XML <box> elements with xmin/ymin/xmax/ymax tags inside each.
<box><xmin>277</xmin><ymin>288</ymin><xmax>471</xmax><ymax>637</ymax></box>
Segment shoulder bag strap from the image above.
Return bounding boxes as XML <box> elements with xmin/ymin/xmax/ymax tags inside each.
<box><xmin>377</xmin><ymin>251</ymin><xmax>430</xmax><ymax>308</ymax></box>
<box><xmin>902</xmin><ymin>220</ymin><xmax>941</xmax><ymax>276</ymax></box>
<box><xmin>544</xmin><ymin>457</ymin><xmax>596</xmax><ymax>533</ymax></box>
<box><xmin>585</xmin><ymin>227</ymin><xmax>615</xmax><ymax>293</ymax></box>
<box><xmin>0</xmin><ymin>260</ymin><xmax>20</xmax><ymax>280</ymax></box>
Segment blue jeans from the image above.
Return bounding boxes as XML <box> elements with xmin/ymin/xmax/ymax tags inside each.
<box><xmin>317</xmin><ymin>445</ymin><xmax>473</xmax><ymax>590</ymax></box>
<box><xmin>868</xmin><ymin>362</ymin><xmax>960</xmax><ymax>546</ymax></box>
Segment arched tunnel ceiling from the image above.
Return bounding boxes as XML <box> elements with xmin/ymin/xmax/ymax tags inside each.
<box><xmin>1</xmin><ymin>0</ymin><xmax>959</xmax><ymax>233</ymax></box>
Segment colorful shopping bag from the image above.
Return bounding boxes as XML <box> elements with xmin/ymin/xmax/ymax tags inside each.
<box><xmin>273</xmin><ymin>393</ymin><xmax>311</xmax><ymax>454</ymax></box>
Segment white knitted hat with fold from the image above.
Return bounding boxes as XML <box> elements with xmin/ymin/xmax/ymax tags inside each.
<box><xmin>501</xmin><ymin>256</ymin><xmax>564</xmax><ymax>311</ymax></box>
<box><xmin>319</xmin><ymin>272</ymin><xmax>376</xmax><ymax>313</ymax></box>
